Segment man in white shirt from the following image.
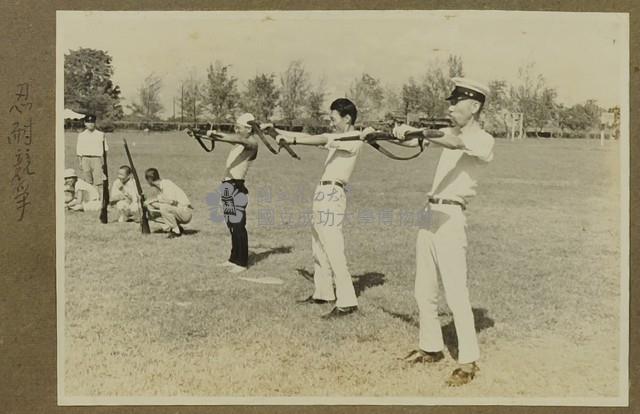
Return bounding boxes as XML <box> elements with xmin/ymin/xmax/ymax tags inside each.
<box><xmin>76</xmin><ymin>114</ymin><xmax>107</xmax><ymax>196</ymax></box>
<box><xmin>207</xmin><ymin>113</ymin><xmax>259</xmax><ymax>274</ymax></box>
<box><xmin>110</xmin><ymin>165</ymin><xmax>140</xmax><ymax>223</ymax></box>
<box><xmin>275</xmin><ymin>98</ymin><xmax>363</xmax><ymax>319</ymax></box>
<box><xmin>143</xmin><ymin>168</ymin><xmax>193</xmax><ymax>239</ymax></box>
<box><xmin>63</xmin><ymin>168</ymin><xmax>101</xmax><ymax>212</ymax></box>
<box><xmin>385</xmin><ymin>78</ymin><xmax>495</xmax><ymax>386</ymax></box>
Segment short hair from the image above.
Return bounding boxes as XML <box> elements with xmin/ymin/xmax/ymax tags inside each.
<box><xmin>145</xmin><ymin>168</ymin><xmax>160</xmax><ymax>182</ymax></box>
<box><xmin>330</xmin><ymin>98</ymin><xmax>358</xmax><ymax>125</ymax></box>
<box><xmin>119</xmin><ymin>165</ymin><xmax>132</xmax><ymax>175</ymax></box>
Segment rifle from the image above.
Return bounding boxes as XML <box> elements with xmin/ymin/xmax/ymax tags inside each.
<box><xmin>123</xmin><ymin>139</ymin><xmax>151</xmax><ymax>234</ymax></box>
<box><xmin>185</xmin><ymin>128</ymin><xmax>220</xmax><ymax>152</ymax></box>
<box><xmin>247</xmin><ymin>120</ymin><xmax>300</xmax><ymax>159</ymax></box>
<box><xmin>330</xmin><ymin>129</ymin><xmax>445</xmax><ymax>160</ymax></box>
<box><xmin>99</xmin><ymin>139</ymin><xmax>109</xmax><ymax>223</ymax></box>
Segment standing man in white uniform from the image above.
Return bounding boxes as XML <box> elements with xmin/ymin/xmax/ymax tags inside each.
<box><xmin>76</xmin><ymin>114</ymin><xmax>107</xmax><ymax>197</ymax></box>
<box><xmin>390</xmin><ymin>78</ymin><xmax>495</xmax><ymax>386</ymax></box>
<box><xmin>275</xmin><ymin>98</ymin><xmax>363</xmax><ymax>319</ymax></box>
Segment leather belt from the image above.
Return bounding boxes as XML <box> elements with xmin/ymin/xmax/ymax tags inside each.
<box><xmin>319</xmin><ymin>180</ymin><xmax>345</xmax><ymax>189</ymax></box>
<box><xmin>428</xmin><ymin>197</ymin><xmax>466</xmax><ymax>210</ymax></box>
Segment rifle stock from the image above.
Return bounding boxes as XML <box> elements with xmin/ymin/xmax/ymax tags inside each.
<box><xmin>123</xmin><ymin>139</ymin><xmax>151</xmax><ymax>234</ymax></box>
<box><xmin>99</xmin><ymin>140</ymin><xmax>109</xmax><ymax>223</ymax></box>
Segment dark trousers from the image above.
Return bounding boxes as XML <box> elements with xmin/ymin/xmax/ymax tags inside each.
<box><xmin>223</xmin><ymin>179</ymin><xmax>249</xmax><ymax>267</ymax></box>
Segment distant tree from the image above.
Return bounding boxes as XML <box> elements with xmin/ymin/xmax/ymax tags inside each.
<box><xmin>204</xmin><ymin>61</ymin><xmax>239</xmax><ymax>123</ymax></box>
<box><xmin>483</xmin><ymin>80</ymin><xmax>510</xmax><ymax>135</ymax></box>
<box><xmin>419</xmin><ymin>55</ymin><xmax>465</xmax><ymax>118</ymax></box>
<box><xmin>308</xmin><ymin>76</ymin><xmax>327</xmax><ymax>121</ymax></box>
<box><xmin>347</xmin><ymin>73</ymin><xmax>385</xmax><ymax>123</ymax></box>
<box><xmin>447</xmin><ymin>54</ymin><xmax>465</xmax><ymax>78</ymax></box>
<box><xmin>401</xmin><ymin>77</ymin><xmax>423</xmax><ymax>116</ymax></box>
<box><xmin>420</xmin><ymin>65</ymin><xmax>449</xmax><ymax>118</ymax></box>
<box><xmin>242</xmin><ymin>73</ymin><xmax>279</xmax><ymax>121</ymax></box>
<box><xmin>279</xmin><ymin>60</ymin><xmax>311</xmax><ymax>125</ymax></box>
<box><xmin>508</xmin><ymin>62</ymin><xmax>558</xmax><ymax>135</ymax></box>
<box><xmin>178</xmin><ymin>71</ymin><xmax>205</xmax><ymax>125</ymax></box>
<box><xmin>558</xmin><ymin>100</ymin><xmax>604</xmax><ymax>132</ymax></box>
<box><xmin>382</xmin><ymin>85</ymin><xmax>403</xmax><ymax>118</ymax></box>
<box><xmin>127</xmin><ymin>73</ymin><xmax>163</xmax><ymax>121</ymax></box>
<box><xmin>64</xmin><ymin>47</ymin><xmax>123</xmax><ymax>121</ymax></box>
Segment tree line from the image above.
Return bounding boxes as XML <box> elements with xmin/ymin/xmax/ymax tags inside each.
<box><xmin>65</xmin><ymin>48</ymin><xmax>615</xmax><ymax>136</ymax></box>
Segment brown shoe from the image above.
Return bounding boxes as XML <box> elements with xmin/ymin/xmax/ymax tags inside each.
<box><xmin>445</xmin><ymin>363</ymin><xmax>479</xmax><ymax>387</ymax></box>
<box><xmin>401</xmin><ymin>349</ymin><xmax>444</xmax><ymax>364</ymax></box>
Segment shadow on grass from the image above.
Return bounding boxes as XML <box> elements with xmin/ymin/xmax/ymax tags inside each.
<box><xmin>353</xmin><ymin>272</ymin><xmax>386</xmax><ymax>296</ymax></box>
<box><xmin>294</xmin><ymin>269</ymin><xmax>386</xmax><ymax>297</ymax></box>
<box><xmin>296</xmin><ymin>268</ymin><xmax>314</xmax><ymax>282</ymax></box>
<box><xmin>248</xmin><ymin>246</ymin><xmax>293</xmax><ymax>266</ymax></box>
<box><xmin>381</xmin><ymin>307</ymin><xmax>494</xmax><ymax>359</ymax></box>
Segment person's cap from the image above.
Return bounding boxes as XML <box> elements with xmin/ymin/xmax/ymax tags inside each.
<box><xmin>64</xmin><ymin>168</ymin><xmax>77</xmax><ymax>179</ymax></box>
<box><xmin>446</xmin><ymin>77</ymin><xmax>489</xmax><ymax>104</ymax></box>
<box><xmin>84</xmin><ymin>114</ymin><xmax>96</xmax><ymax>123</ymax></box>
<box><xmin>235</xmin><ymin>113</ymin><xmax>255</xmax><ymax>128</ymax></box>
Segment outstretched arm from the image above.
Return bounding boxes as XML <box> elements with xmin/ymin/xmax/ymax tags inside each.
<box><xmin>208</xmin><ymin>131</ymin><xmax>258</xmax><ymax>150</ymax></box>
<box><xmin>275</xmin><ymin>129</ymin><xmax>328</xmax><ymax>146</ymax></box>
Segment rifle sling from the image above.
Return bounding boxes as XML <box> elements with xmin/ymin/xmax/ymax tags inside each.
<box><xmin>193</xmin><ymin>133</ymin><xmax>216</xmax><ymax>152</ymax></box>
<box><xmin>366</xmin><ymin>137</ymin><xmax>425</xmax><ymax>160</ymax></box>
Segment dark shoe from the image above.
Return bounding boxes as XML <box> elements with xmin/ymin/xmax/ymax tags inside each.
<box><xmin>321</xmin><ymin>306</ymin><xmax>358</xmax><ymax>319</ymax></box>
<box><xmin>167</xmin><ymin>231</ymin><xmax>182</xmax><ymax>239</ymax></box>
<box><xmin>445</xmin><ymin>363</ymin><xmax>479</xmax><ymax>387</ymax></box>
<box><xmin>401</xmin><ymin>349</ymin><xmax>445</xmax><ymax>364</ymax></box>
<box><xmin>296</xmin><ymin>295</ymin><xmax>331</xmax><ymax>305</ymax></box>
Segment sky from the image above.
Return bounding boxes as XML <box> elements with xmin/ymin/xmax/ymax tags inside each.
<box><xmin>58</xmin><ymin>10</ymin><xmax>628</xmax><ymax>117</ymax></box>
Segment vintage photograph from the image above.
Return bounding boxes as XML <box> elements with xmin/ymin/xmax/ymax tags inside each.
<box><xmin>56</xmin><ymin>10</ymin><xmax>629</xmax><ymax>405</ymax></box>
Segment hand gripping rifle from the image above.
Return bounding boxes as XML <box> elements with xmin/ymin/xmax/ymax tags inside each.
<box><xmin>247</xmin><ymin>120</ymin><xmax>300</xmax><ymax>160</ymax></box>
<box><xmin>123</xmin><ymin>139</ymin><xmax>151</xmax><ymax>234</ymax></box>
<box><xmin>99</xmin><ymin>138</ymin><xmax>110</xmax><ymax>223</ymax></box>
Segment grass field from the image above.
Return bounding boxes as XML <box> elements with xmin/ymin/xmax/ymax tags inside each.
<box><xmin>62</xmin><ymin>130</ymin><xmax>622</xmax><ymax>400</ymax></box>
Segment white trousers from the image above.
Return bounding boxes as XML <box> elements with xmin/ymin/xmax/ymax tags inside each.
<box><xmin>311</xmin><ymin>185</ymin><xmax>357</xmax><ymax>308</ymax></box>
<box><xmin>116</xmin><ymin>199</ymin><xmax>140</xmax><ymax>218</ymax></box>
<box><xmin>415</xmin><ymin>204</ymin><xmax>479</xmax><ymax>364</ymax></box>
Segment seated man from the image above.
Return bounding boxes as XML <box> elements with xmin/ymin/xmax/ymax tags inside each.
<box><xmin>110</xmin><ymin>165</ymin><xmax>140</xmax><ymax>222</ymax></box>
<box><xmin>64</xmin><ymin>168</ymin><xmax>101</xmax><ymax>212</ymax></box>
<box><xmin>143</xmin><ymin>168</ymin><xmax>193</xmax><ymax>239</ymax></box>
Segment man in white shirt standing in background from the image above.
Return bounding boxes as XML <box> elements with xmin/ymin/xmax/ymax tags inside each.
<box><xmin>387</xmin><ymin>77</ymin><xmax>495</xmax><ymax>387</ymax></box>
<box><xmin>76</xmin><ymin>114</ymin><xmax>107</xmax><ymax>198</ymax></box>
<box><xmin>144</xmin><ymin>168</ymin><xmax>193</xmax><ymax>239</ymax></box>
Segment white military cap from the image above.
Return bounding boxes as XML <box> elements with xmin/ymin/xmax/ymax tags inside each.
<box><xmin>235</xmin><ymin>113</ymin><xmax>256</xmax><ymax>128</ymax></box>
<box><xmin>64</xmin><ymin>168</ymin><xmax>77</xmax><ymax>178</ymax></box>
<box><xmin>446</xmin><ymin>77</ymin><xmax>489</xmax><ymax>103</ymax></box>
